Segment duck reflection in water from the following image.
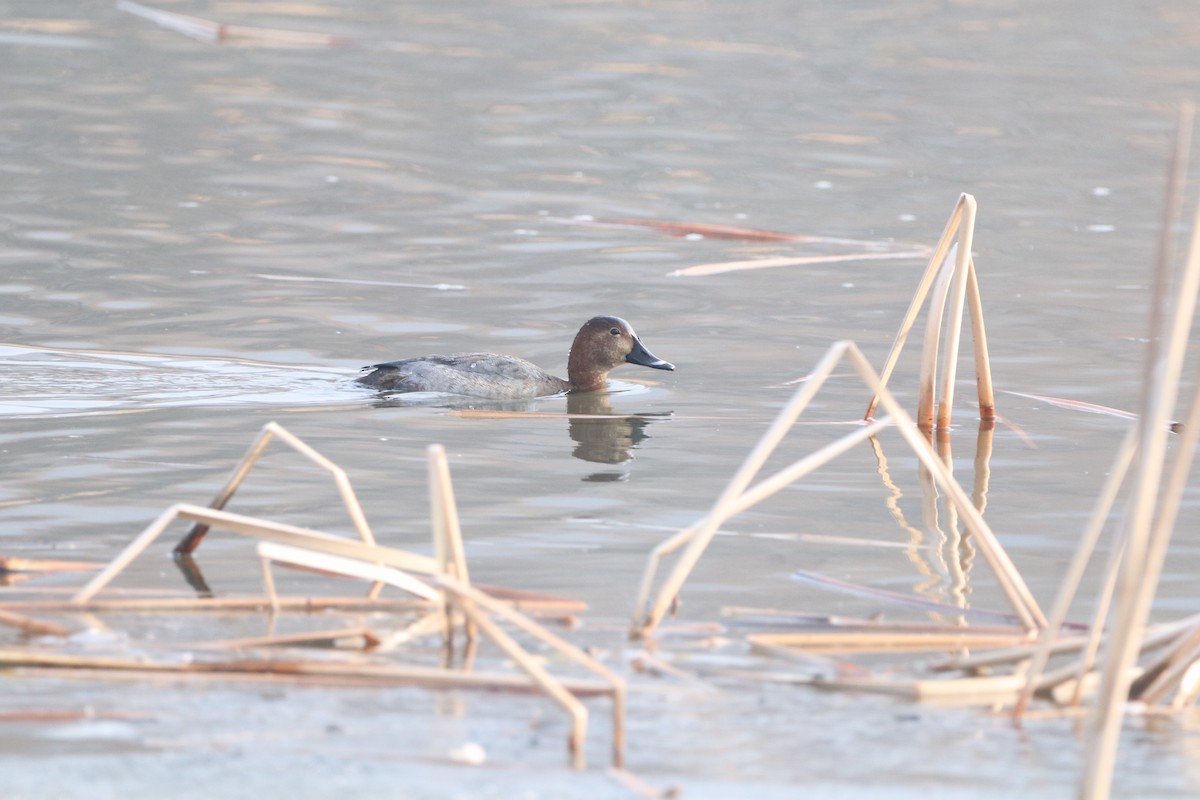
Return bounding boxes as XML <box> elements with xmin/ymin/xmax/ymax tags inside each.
<box><xmin>565</xmin><ymin>391</ymin><xmax>671</xmax><ymax>475</ymax></box>
<box><xmin>365</xmin><ymin>386</ymin><xmax>672</xmax><ymax>471</ymax></box>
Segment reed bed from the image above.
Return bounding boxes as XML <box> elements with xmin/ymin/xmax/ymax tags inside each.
<box><xmin>620</xmin><ymin>171</ymin><xmax>1200</xmax><ymax>799</ymax></box>
<box><xmin>630</xmin><ymin>194</ymin><xmax>1025</xmax><ymax>641</ymax></box>
<box><xmin>0</xmin><ymin>425</ymin><xmax>623</xmax><ymax>770</ymax></box>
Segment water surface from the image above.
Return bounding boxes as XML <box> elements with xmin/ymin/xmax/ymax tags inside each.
<box><xmin>3</xmin><ymin>1</ymin><xmax>1200</xmax><ymax>797</ymax></box>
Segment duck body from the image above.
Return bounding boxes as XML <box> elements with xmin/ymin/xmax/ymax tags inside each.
<box><xmin>357</xmin><ymin>315</ymin><xmax>674</xmax><ymax>400</ymax></box>
<box><xmin>357</xmin><ymin>353</ymin><xmax>571</xmax><ymax>400</ymax></box>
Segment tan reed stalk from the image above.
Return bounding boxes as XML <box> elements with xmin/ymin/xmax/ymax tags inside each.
<box><xmin>669</xmin><ymin>249</ymin><xmax>930</xmax><ymax>277</ymax></box>
<box><xmin>632</xmin><ymin>339</ymin><xmax>1043</xmax><ymax>639</ymax></box>
<box><xmin>1134</xmin><ymin>623</ymin><xmax>1200</xmax><ymax>704</ymax></box>
<box><xmin>1077</xmin><ymin>213</ymin><xmax>1200</xmax><ymax>713</ymax></box>
<box><xmin>748</xmin><ymin>629</ymin><xmax>1030</xmax><ymax>654</ymax></box>
<box><xmin>426</xmin><ymin>444</ymin><xmax>474</xmax><ymax>640</ymax></box>
<box><xmin>174</xmin><ymin>424</ymin><xmax>274</xmax><ymax>554</ymax></box>
<box><xmin>816</xmin><ymin>672</ymin><xmax>1030</xmax><ymax>703</ymax></box>
<box><xmin>255</xmin><ymin>542</ymin><xmax>441</xmax><ymax>603</ymax></box>
<box><xmin>865</xmin><ymin>195</ymin><xmax>995</xmax><ymax>428</ymax></box>
<box><xmin>934</xmin><ymin>632</ymin><xmax>1096</xmax><ymax>673</ymax></box>
<box><xmin>865</xmin><ymin>196</ymin><xmax>968</xmax><ymax>420</ymax></box>
<box><xmin>633</xmin><ymin>413</ymin><xmax>891</xmax><ymax>636</ymax></box>
<box><xmin>1012</xmin><ymin>427</ymin><xmax>1139</xmax><ymax>717</ymax></box>
<box><xmin>376</xmin><ymin>611</ymin><xmax>448</xmax><ymax>651</ymax></box>
<box><xmin>850</xmin><ymin>346</ymin><xmax>1045</xmax><ymax>627</ymax></box>
<box><xmin>239</xmin><ymin>536</ymin><xmax>622</xmax><ymax>766</ymax></box>
<box><xmin>72</xmin><ymin>503</ymin><xmax>439</xmax><ymax>604</ymax></box>
<box><xmin>0</xmin><ymin>609</ymin><xmax>73</xmax><ymax>637</ymax></box>
<box><xmin>258</xmin><ymin>549</ymin><xmax>281</xmax><ymax>611</ymax></box>
<box><xmin>0</xmin><ymin>596</ymin><xmax>433</xmax><ymax>613</ymax></box>
<box><xmin>937</xmin><ymin>198</ymin><xmax>978</xmax><ymax>429</ymax></box>
<box><xmin>187</xmin><ymin>627</ymin><xmax>382</xmax><ymax>651</ymax></box>
<box><xmin>1083</xmin><ymin>102</ymin><xmax>1196</xmax><ymax>800</ymax></box>
<box><xmin>1170</xmin><ymin>667</ymin><xmax>1200</xmax><ymax>708</ymax></box>
<box><xmin>454</xmin><ymin>599</ymin><xmax>589</xmax><ymax>769</ymax></box>
<box><xmin>175</xmin><ymin>422</ymin><xmax>376</xmax><ymax>556</ymax></box>
<box><xmin>0</xmin><ymin>648</ymin><xmax>615</xmax><ymax>695</ymax></box>
<box><xmin>945</xmin><ymin>614</ymin><xmax>1200</xmax><ymax>676</ymax></box>
<box><xmin>966</xmin><ymin>260</ymin><xmax>996</xmax><ymax>419</ymax></box>
<box><xmin>437</xmin><ymin>576</ymin><xmax>627</xmax><ymax>767</ymax></box>
<box><xmin>630</xmin><ymin>341</ymin><xmax>853</xmax><ymax>637</ymax></box>
<box><xmin>916</xmin><ymin>242</ymin><xmax>960</xmax><ymax>429</ymax></box>
<box><xmin>1069</xmin><ymin>496</ymin><xmax>1139</xmax><ymax>708</ymax></box>
<box><xmin>0</xmin><ymin>557</ymin><xmax>105</xmax><ymax>573</ymax></box>
<box><xmin>702</xmin><ymin>418</ymin><xmax>892</xmax><ymax>520</ymax></box>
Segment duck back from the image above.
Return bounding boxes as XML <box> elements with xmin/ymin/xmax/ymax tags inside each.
<box><xmin>357</xmin><ymin>353</ymin><xmax>571</xmax><ymax>400</ymax></box>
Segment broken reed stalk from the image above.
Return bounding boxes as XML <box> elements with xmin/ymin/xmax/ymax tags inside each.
<box><xmin>748</xmin><ymin>628</ymin><xmax>1032</xmax><ymax>654</ymax></box>
<box><xmin>1135</xmin><ymin>621</ymin><xmax>1200</xmax><ymax>705</ymax></box>
<box><xmin>1082</xmin><ymin>101</ymin><xmax>1196</xmax><ymax>800</ymax></box>
<box><xmin>72</xmin><ymin>503</ymin><xmax>439</xmax><ymax>604</ymax></box>
<box><xmin>436</xmin><ymin>575</ymin><xmax>627</xmax><ymax>769</ymax></box>
<box><xmin>256</xmin><ymin>542</ymin><xmax>440</xmax><ymax>605</ymax></box>
<box><xmin>966</xmin><ymin>263</ymin><xmax>996</xmax><ymax>419</ymax></box>
<box><xmin>630</xmin><ymin>339</ymin><xmax>1044</xmax><ymax>640</ymax></box>
<box><xmin>174</xmin><ymin>421</ymin><xmax>376</xmax><ymax>556</ymax></box>
<box><xmin>0</xmin><ymin>609</ymin><xmax>73</xmax><ymax>637</ymax></box>
<box><xmin>188</xmin><ymin>627</ymin><xmax>383</xmax><ymax>651</ymax></box>
<box><xmin>427</xmin><ymin>444</ymin><xmax>475</xmax><ymax>641</ymax></box>
<box><xmin>0</xmin><ymin>595</ymin><xmax>434</xmax><ymax>614</ymax></box>
<box><xmin>455</xmin><ymin>599</ymin><xmax>589</xmax><ymax>769</ymax></box>
<box><xmin>1012</xmin><ymin>427</ymin><xmax>1139</xmax><ymax>717</ymax></box>
<box><xmin>0</xmin><ymin>648</ymin><xmax>615</xmax><ymax>695</ymax></box>
<box><xmin>864</xmin><ymin>193</ymin><xmax>995</xmax><ymax>427</ymax></box>
<box><xmin>629</xmin><ymin>341</ymin><xmax>893</xmax><ymax>638</ymax></box>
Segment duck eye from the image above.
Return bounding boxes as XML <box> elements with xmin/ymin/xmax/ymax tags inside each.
<box><xmin>609</xmin><ymin>327</ymin><xmax>620</xmax><ymax>336</ymax></box>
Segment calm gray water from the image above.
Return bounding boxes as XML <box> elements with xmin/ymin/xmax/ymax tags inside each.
<box><xmin>3</xmin><ymin>1</ymin><xmax>1200</xmax><ymax>797</ymax></box>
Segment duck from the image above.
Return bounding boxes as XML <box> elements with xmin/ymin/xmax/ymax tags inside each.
<box><xmin>356</xmin><ymin>315</ymin><xmax>675</xmax><ymax>400</ymax></box>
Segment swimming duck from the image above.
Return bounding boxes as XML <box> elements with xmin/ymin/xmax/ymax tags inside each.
<box><xmin>356</xmin><ymin>315</ymin><xmax>675</xmax><ymax>400</ymax></box>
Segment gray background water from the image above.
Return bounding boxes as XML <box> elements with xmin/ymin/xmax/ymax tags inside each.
<box><xmin>3</xmin><ymin>1</ymin><xmax>1200</xmax><ymax>797</ymax></box>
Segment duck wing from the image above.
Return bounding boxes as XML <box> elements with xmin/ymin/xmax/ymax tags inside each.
<box><xmin>356</xmin><ymin>353</ymin><xmax>569</xmax><ymax>399</ymax></box>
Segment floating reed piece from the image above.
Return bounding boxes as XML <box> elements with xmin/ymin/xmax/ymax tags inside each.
<box><xmin>629</xmin><ymin>338</ymin><xmax>1044</xmax><ymax>641</ymax></box>
<box><xmin>15</xmin><ymin>422</ymin><xmax>621</xmax><ymax>771</ymax></box>
<box><xmin>865</xmin><ymin>193</ymin><xmax>995</xmax><ymax>429</ymax></box>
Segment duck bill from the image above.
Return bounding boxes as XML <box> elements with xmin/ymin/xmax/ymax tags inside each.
<box><xmin>626</xmin><ymin>338</ymin><xmax>675</xmax><ymax>371</ymax></box>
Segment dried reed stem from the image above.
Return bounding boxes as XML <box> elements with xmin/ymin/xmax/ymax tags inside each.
<box><xmin>1012</xmin><ymin>426</ymin><xmax>1139</xmax><ymax>717</ymax></box>
<box><xmin>438</xmin><ymin>576</ymin><xmax>627</xmax><ymax>767</ymax></box>
<box><xmin>632</xmin><ymin>339</ymin><xmax>1043</xmax><ymax>639</ymax></box>
<box><xmin>0</xmin><ymin>596</ymin><xmax>433</xmax><ymax>613</ymax></box>
<box><xmin>256</xmin><ymin>542</ymin><xmax>440</xmax><ymax>603</ymax></box>
<box><xmin>938</xmin><ymin>206</ymin><xmax>976</xmax><ymax>428</ymax></box>
<box><xmin>0</xmin><ymin>648</ymin><xmax>615</xmax><ymax>695</ymax></box>
<box><xmin>866</xmin><ymin>197</ymin><xmax>967</xmax><ymax>420</ymax></box>
<box><xmin>917</xmin><ymin>243</ymin><xmax>959</xmax><ymax>429</ymax></box>
<box><xmin>427</xmin><ymin>444</ymin><xmax>474</xmax><ymax>640</ymax></box>
<box><xmin>175</xmin><ymin>422</ymin><xmax>376</xmax><ymax>556</ymax></box>
<box><xmin>454</xmin><ymin>599</ymin><xmax>589</xmax><ymax>768</ymax></box>
<box><xmin>749</xmin><ymin>629</ymin><xmax>1031</xmax><ymax>654</ymax></box>
<box><xmin>966</xmin><ymin>260</ymin><xmax>996</xmax><ymax>418</ymax></box>
<box><xmin>866</xmin><ymin>194</ymin><xmax>994</xmax><ymax>428</ymax></box>
<box><xmin>188</xmin><ymin>627</ymin><xmax>382</xmax><ymax>651</ymax></box>
<box><xmin>1136</xmin><ymin>622</ymin><xmax>1200</xmax><ymax>705</ymax></box>
<box><xmin>0</xmin><ymin>609</ymin><xmax>73</xmax><ymax>637</ymax></box>
<box><xmin>846</xmin><ymin>346</ymin><xmax>1044</xmax><ymax>628</ymax></box>
<box><xmin>73</xmin><ymin>503</ymin><xmax>439</xmax><ymax>604</ymax></box>
<box><xmin>630</xmin><ymin>341</ymin><xmax>852</xmax><ymax>637</ymax></box>
<box><xmin>1083</xmin><ymin>101</ymin><xmax>1196</xmax><ymax>800</ymax></box>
